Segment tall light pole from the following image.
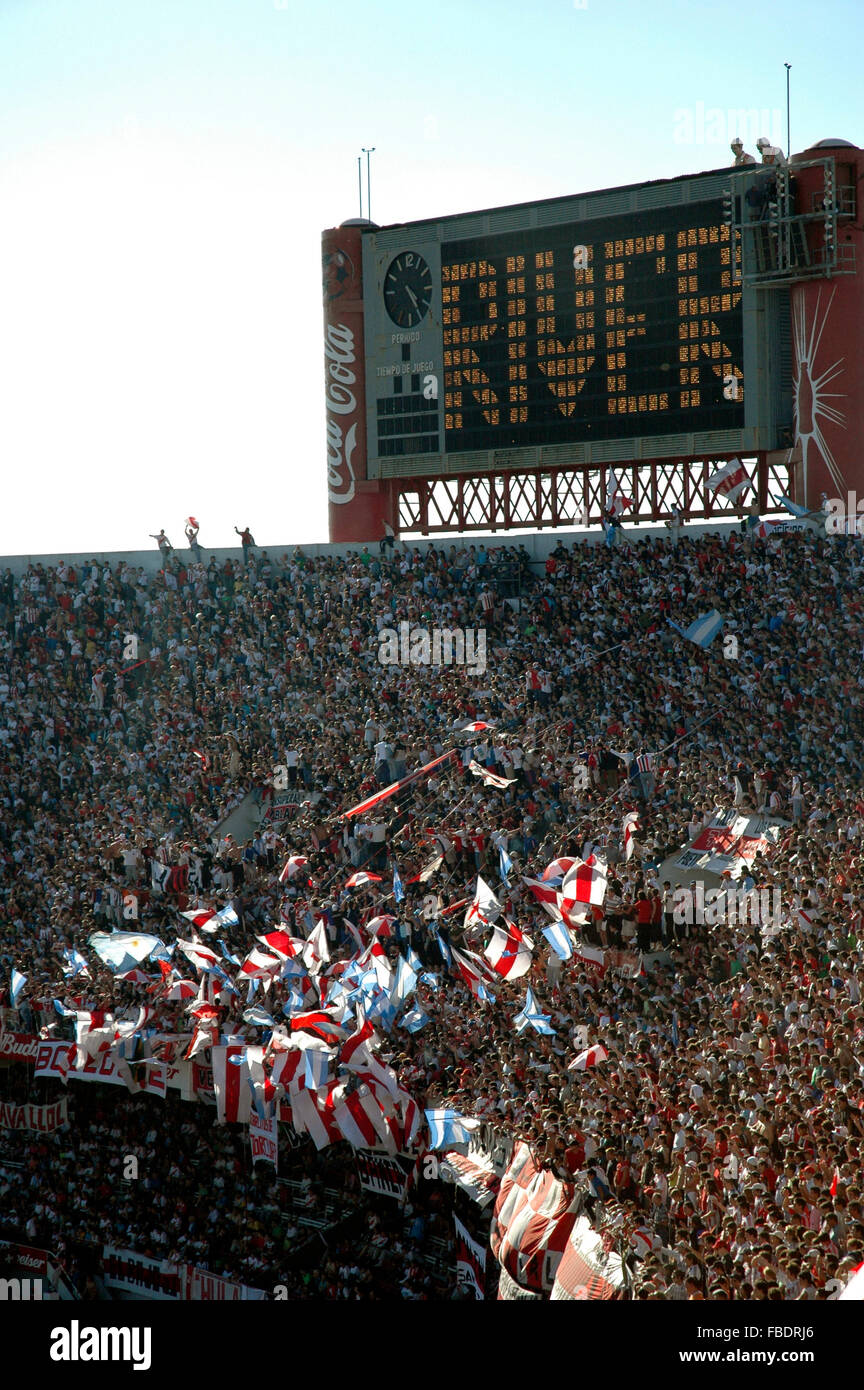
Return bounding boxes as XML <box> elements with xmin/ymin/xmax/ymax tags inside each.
<box><xmin>784</xmin><ymin>63</ymin><xmax>791</xmax><ymax>158</ymax></box>
<box><xmin>357</xmin><ymin>155</ymin><xmax>363</xmax><ymax>217</ymax></box>
<box><xmin>362</xmin><ymin>147</ymin><xmax>375</xmax><ymax>222</ymax></box>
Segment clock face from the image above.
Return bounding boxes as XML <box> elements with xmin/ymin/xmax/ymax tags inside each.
<box><xmin>383</xmin><ymin>251</ymin><xmax>433</xmax><ymax>328</ymax></box>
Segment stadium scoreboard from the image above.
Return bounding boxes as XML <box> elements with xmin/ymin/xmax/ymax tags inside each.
<box><xmin>360</xmin><ymin>170</ymin><xmax>790</xmax><ymax>478</ymax></box>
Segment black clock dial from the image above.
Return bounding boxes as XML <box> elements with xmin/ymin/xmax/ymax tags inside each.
<box><xmin>383</xmin><ymin>251</ymin><xmax>433</xmax><ymax>327</ymax></box>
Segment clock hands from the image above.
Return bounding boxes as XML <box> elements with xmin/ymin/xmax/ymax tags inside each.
<box><xmin>405</xmin><ymin>285</ymin><xmax>419</xmax><ymax>310</ymax></box>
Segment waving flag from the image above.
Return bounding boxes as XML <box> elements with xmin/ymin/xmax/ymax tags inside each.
<box><xmin>606</xmin><ymin>468</ymin><xmax>632</xmax><ymax>516</ymax></box>
<box><xmin>522</xmin><ymin>875</ymin><xmax>562</xmax><ymax>908</ymax></box>
<box><xmin>468</xmin><ymin>760</ymin><xmax>515</xmax><ymax>789</ymax></box>
<box><xmin>10</xmin><ymin>970</ymin><xmax>27</xmax><ymax>1006</ymax></box>
<box><xmin>366</xmin><ymin>914</ymin><xmax>396</xmax><ymax>939</ymax></box>
<box><xmin>391</xmin><ymin>954</ymin><xmax>418</xmax><ymax>1009</ymax></box>
<box><xmin>514</xmin><ymin>986</ymin><xmax>555</xmax><ymax>1035</ymax></box>
<box><xmin>392</xmin><ymin>862</ymin><xmax>405</xmax><ymax>904</ymax></box>
<box><xmin>339</xmin><ymin>750</ymin><xmax>459</xmax><ymax>820</ymax></box>
<box><xmin>89</xmin><ymin>932</ymin><xmax>165</xmax><ymax>974</ymax></box>
<box><xmin>238</xmin><ymin>948</ymin><xmax>282</xmax><ymax>981</ymax></box>
<box><xmin>425</xmin><ymin>1109</ymin><xmax>481</xmax><ymax>1149</ymax></box>
<box><xmin>484</xmin><ymin>921</ymin><xmax>533</xmax><ymax>979</ymax></box>
<box><xmin>400</xmin><ymin>1005</ymin><xmax>430</xmax><ymax>1034</ymax></box>
<box><xmin>451</xmin><ymin>946</ymin><xmax>497</xmax><ymax>1004</ymax></box>
<box><xmin>706</xmin><ymin>456</ymin><xmax>751</xmax><ymax>505</ymax></box>
<box><xmin>541</xmin><ymin>857</ymin><xmax>577</xmax><ymax>883</ymax></box>
<box><xmin>668</xmin><ymin>609</ymin><xmax>724</xmax><ymax>648</ymax></box>
<box><xmin>289</xmin><ymin>1011</ymin><xmax>346</xmax><ymax>1046</ymax></box>
<box><xmin>498</xmin><ymin>844</ymin><xmax>513</xmax><ymax>885</ymax></box>
<box><xmin>542</xmin><ymin>922</ymin><xmax>574</xmax><ymax>961</ymax></box>
<box><xmin>622</xmin><ymin>811</ymin><xmax>639</xmax><ymax>863</ymax></box>
<box><xmin>345</xmin><ymin>871</ymin><xmax>383</xmax><ymax>889</ymax></box>
<box><xmin>256</xmin><ymin>929</ymin><xmax>301</xmax><ymax>959</ymax></box>
<box><xmin>176</xmin><ymin>939</ymin><xmax>221</xmax><ymax>972</ymax></box>
<box><xmin>465</xmin><ymin>875</ymin><xmax>501</xmax><ymax>928</ymax></box>
<box><xmin>279</xmin><ymin>855</ymin><xmax>309</xmax><ymax>883</ymax></box>
<box><xmin>569</xmin><ymin>1044</ymin><xmax>609</xmax><ymax>1071</ymax></box>
<box><xmin>560</xmin><ymin>855</ymin><xmax>608</xmax><ymax>910</ymax></box>
<box><xmin>434</xmin><ymin>929</ymin><xmax>452</xmax><ymax>967</ymax></box>
<box><xmin>62</xmin><ymin>948</ymin><xmax>91</xmax><ymax>979</ymax></box>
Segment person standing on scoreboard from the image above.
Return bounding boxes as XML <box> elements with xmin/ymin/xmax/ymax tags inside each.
<box><xmin>730</xmin><ymin>138</ymin><xmax>756</xmax><ymax>166</ymax></box>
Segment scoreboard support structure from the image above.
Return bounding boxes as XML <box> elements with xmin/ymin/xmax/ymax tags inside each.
<box><xmin>321</xmin><ymin>141</ymin><xmax>862</xmax><ymax>542</ymax></box>
<box><xmin>392</xmin><ymin>451</ymin><xmax>791</xmax><ymax>536</ymax></box>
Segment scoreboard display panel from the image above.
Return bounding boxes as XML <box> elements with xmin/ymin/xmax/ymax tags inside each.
<box><xmin>440</xmin><ymin>206</ymin><xmax>741</xmax><ymax>450</ymax></box>
<box><xmin>362</xmin><ymin>171</ymin><xmax>789</xmax><ymax>476</ymax></box>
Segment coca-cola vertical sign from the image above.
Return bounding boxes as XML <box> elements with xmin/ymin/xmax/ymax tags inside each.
<box><xmin>322</xmin><ymin>223</ymin><xmax>386</xmax><ymax>543</ymax></box>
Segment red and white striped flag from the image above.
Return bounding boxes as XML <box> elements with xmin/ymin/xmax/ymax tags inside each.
<box><xmin>279</xmin><ymin>855</ymin><xmax>309</xmax><ymax>883</ymax></box>
<box><xmin>569</xmin><ymin>1044</ymin><xmax>609</xmax><ymax>1071</ymax></box>
<box><xmin>706</xmin><ymin>456</ymin><xmax>752</xmax><ymax>505</ymax></box>
<box><xmin>345</xmin><ymin>871</ymin><xmax>383</xmax><ymax>889</ymax></box>
<box><xmin>468</xmin><ymin>760</ymin><xmax>515</xmax><ymax>789</ymax></box>
<box><xmin>622</xmin><ymin>811</ymin><xmax>639</xmax><ymax>863</ymax></box>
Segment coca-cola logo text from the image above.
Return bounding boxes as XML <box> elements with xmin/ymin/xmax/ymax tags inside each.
<box><xmin>325</xmin><ymin>323</ymin><xmax>358</xmax><ymax>506</ymax></box>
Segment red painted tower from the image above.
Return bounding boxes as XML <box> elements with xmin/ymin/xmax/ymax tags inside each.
<box><xmin>322</xmin><ymin>220</ymin><xmax>393</xmax><ymax>544</ymax></box>
<box><xmin>786</xmin><ymin>140</ymin><xmax>864</xmax><ymax>508</ymax></box>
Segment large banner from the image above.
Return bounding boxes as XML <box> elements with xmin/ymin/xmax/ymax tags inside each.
<box><xmin>490</xmin><ymin>1142</ymin><xmax>580</xmax><ymax>1299</ymax></box>
<box><xmin>33</xmin><ymin>1043</ymin><xmax>166</xmax><ymax>1096</ymax></box>
<box><xmin>454</xmin><ymin>1215</ymin><xmax>486</xmax><ymax>1299</ymax></box>
<box><xmin>101</xmin><ymin>1246</ymin><xmax>266</xmax><ymax>1301</ymax></box>
<box><xmin>0</xmin><ymin>1098</ymin><xmax>68</xmax><ymax>1132</ymax></box>
<box><xmin>355</xmin><ymin>1151</ymin><xmax>411</xmax><ymax>1200</ymax></box>
<box><xmin>249</xmin><ymin>1110</ymin><xmax>278</xmax><ymax>1168</ymax></box>
<box><xmin>550</xmin><ymin>1215</ymin><xmax>627</xmax><ymax>1301</ymax></box>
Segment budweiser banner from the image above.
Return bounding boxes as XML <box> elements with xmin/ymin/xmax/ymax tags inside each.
<box><xmin>0</xmin><ymin>1031</ymin><xmax>39</xmax><ymax>1063</ymax></box>
<box><xmin>249</xmin><ymin>1109</ymin><xmax>278</xmax><ymax>1168</ymax></box>
<box><xmin>0</xmin><ymin>1098</ymin><xmax>69</xmax><ymax>1133</ymax></box>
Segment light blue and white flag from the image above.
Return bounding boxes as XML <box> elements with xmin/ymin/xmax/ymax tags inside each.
<box><xmin>62</xmin><ymin>948</ymin><xmax>91</xmax><ymax>978</ymax></box>
<box><xmin>668</xmin><ymin>609</ymin><xmax>724</xmax><ymax>649</ymax></box>
<box><xmin>425</xmin><ymin>1108</ymin><xmax>481</xmax><ymax>1149</ymax></box>
<box><xmin>89</xmin><ymin>931</ymin><xmax>165</xmax><ymax>974</ymax></box>
<box><xmin>542</xmin><ymin>922</ymin><xmax>574</xmax><ymax>962</ymax></box>
<box><xmin>514</xmin><ymin>985</ymin><xmax>555</xmax><ymax>1035</ymax></box>
<box><xmin>391</xmin><ymin>954</ymin><xmax>418</xmax><ymax>1009</ymax></box>
<box><xmin>400</xmin><ymin>1005</ymin><xmax>430</xmax><ymax>1034</ymax></box>
<box><xmin>10</xmin><ymin>969</ymin><xmax>27</xmax><ymax>1006</ymax></box>
<box><xmin>392</xmin><ymin>862</ymin><xmax>405</xmax><ymax>904</ymax></box>
<box><xmin>499</xmin><ymin>844</ymin><xmax>513</xmax><ymax>885</ymax></box>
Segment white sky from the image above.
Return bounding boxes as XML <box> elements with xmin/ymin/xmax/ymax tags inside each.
<box><xmin>0</xmin><ymin>0</ymin><xmax>861</xmax><ymax>557</ymax></box>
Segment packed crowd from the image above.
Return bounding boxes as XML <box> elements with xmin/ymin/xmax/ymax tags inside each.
<box><xmin>1</xmin><ymin>523</ymin><xmax>863</xmax><ymax>1299</ymax></box>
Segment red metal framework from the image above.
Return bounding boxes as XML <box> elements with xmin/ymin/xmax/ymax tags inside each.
<box><xmin>395</xmin><ymin>453</ymin><xmax>792</xmax><ymax>535</ymax></box>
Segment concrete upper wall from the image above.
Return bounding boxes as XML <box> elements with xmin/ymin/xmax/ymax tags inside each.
<box><xmin>0</xmin><ymin>521</ymin><xmax>741</xmax><ymax>579</ymax></box>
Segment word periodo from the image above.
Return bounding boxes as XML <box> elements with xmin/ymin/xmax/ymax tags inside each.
<box><xmin>377</xmin><ymin>622</ymin><xmax>487</xmax><ymax>676</ymax></box>
<box><xmin>672</xmin><ymin>885</ymin><xmax>782</xmax><ymax>928</ymax></box>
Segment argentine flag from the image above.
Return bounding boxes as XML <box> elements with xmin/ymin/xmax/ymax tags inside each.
<box><xmin>425</xmin><ymin>1109</ymin><xmax>481</xmax><ymax>1149</ymax></box>
<box><xmin>499</xmin><ymin>844</ymin><xmax>513</xmax><ymax>885</ymax></box>
<box><xmin>392</xmin><ymin>862</ymin><xmax>405</xmax><ymax>905</ymax></box>
<box><xmin>513</xmin><ymin>986</ymin><xmax>556</xmax><ymax>1035</ymax></box>
<box><xmin>668</xmin><ymin>609</ymin><xmax>723</xmax><ymax>649</ymax></box>
<box><xmin>542</xmin><ymin>922</ymin><xmax>574</xmax><ymax>961</ymax></box>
